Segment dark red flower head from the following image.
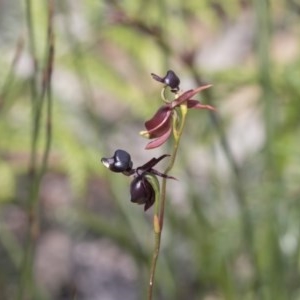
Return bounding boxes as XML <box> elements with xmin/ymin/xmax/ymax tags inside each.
<box><xmin>140</xmin><ymin>85</ymin><xmax>215</xmax><ymax>149</ymax></box>
<box><xmin>101</xmin><ymin>150</ymin><xmax>174</xmax><ymax>211</ymax></box>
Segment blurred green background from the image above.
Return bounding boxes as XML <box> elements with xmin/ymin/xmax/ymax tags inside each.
<box><xmin>0</xmin><ymin>0</ymin><xmax>300</xmax><ymax>299</ymax></box>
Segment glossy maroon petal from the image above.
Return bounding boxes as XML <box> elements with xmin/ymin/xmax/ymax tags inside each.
<box><xmin>150</xmin><ymin>169</ymin><xmax>176</xmax><ymax>180</ymax></box>
<box><xmin>145</xmin><ymin>127</ymin><xmax>172</xmax><ymax>149</ymax></box>
<box><xmin>138</xmin><ymin>154</ymin><xmax>170</xmax><ymax>172</ymax></box>
<box><xmin>144</xmin><ymin>106</ymin><xmax>172</xmax><ymax>138</ymax></box>
<box><xmin>187</xmin><ymin>99</ymin><xmax>215</xmax><ymax>111</ymax></box>
<box><xmin>172</xmin><ymin>84</ymin><xmax>212</xmax><ymax>108</ymax></box>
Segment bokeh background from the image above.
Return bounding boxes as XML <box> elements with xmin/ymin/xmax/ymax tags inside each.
<box><xmin>0</xmin><ymin>0</ymin><xmax>300</xmax><ymax>299</ymax></box>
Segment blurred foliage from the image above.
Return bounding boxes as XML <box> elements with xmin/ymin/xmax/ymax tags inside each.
<box><xmin>0</xmin><ymin>0</ymin><xmax>300</xmax><ymax>299</ymax></box>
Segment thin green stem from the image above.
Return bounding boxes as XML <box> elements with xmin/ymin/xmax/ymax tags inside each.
<box><xmin>159</xmin><ymin>105</ymin><xmax>187</xmax><ymax>229</ymax></box>
<box><xmin>147</xmin><ymin>104</ymin><xmax>187</xmax><ymax>300</ymax></box>
<box><xmin>18</xmin><ymin>1</ymin><xmax>55</xmax><ymax>299</ymax></box>
<box><xmin>39</xmin><ymin>0</ymin><xmax>54</xmax><ymax>179</ymax></box>
<box><xmin>148</xmin><ymin>226</ymin><xmax>161</xmax><ymax>300</ymax></box>
<box><xmin>0</xmin><ymin>36</ymin><xmax>24</xmax><ymax>112</ymax></box>
<box><xmin>17</xmin><ymin>1</ymin><xmax>38</xmax><ymax>298</ymax></box>
<box><xmin>147</xmin><ymin>175</ymin><xmax>161</xmax><ymax>300</ymax></box>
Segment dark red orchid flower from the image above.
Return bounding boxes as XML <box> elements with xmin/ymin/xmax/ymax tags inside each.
<box><xmin>101</xmin><ymin>150</ymin><xmax>174</xmax><ymax>211</ymax></box>
<box><xmin>140</xmin><ymin>84</ymin><xmax>215</xmax><ymax>149</ymax></box>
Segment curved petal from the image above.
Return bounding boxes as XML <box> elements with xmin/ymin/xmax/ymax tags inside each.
<box><xmin>138</xmin><ymin>154</ymin><xmax>170</xmax><ymax>172</ymax></box>
<box><xmin>144</xmin><ymin>106</ymin><xmax>172</xmax><ymax>138</ymax></box>
<box><xmin>172</xmin><ymin>84</ymin><xmax>212</xmax><ymax>108</ymax></box>
<box><xmin>187</xmin><ymin>99</ymin><xmax>215</xmax><ymax>111</ymax></box>
<box><xmin>145</xmin><ymin>127</ymin><xmax>172</xmax><ymax>149</ymax></box>
<box><xmin>150</xmin><ymin>73</ymin><xmax>164</xmax><ymax>83</ymax></box>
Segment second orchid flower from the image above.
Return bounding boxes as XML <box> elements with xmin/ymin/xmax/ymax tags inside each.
<box><xmin>140</xmin><ymin>70</ymin><xmax>215</xmax><ymax>149</ymax></box>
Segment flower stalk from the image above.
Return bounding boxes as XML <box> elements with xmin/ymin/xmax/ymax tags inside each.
<box><xmin>147</xmin><ymin>101</ymin><xmax>188</xmax><ymax>300</ymax></box>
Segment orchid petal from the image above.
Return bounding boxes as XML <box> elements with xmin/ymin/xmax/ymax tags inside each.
<box><xmin>151</xmin><ymin>73</ymin><xmax>164</xmax><ymax>84</ymax></box>
<box><xmin>145</xmin><ymin>127</ymin><xmax>172</xmax><ymax>149</ymax></box>
<box><xmin>150</xmin><ymin>168</ymin><xmax>176</xmax><ymax>180</ymax></box>
<box><xmin>172</xmin><ymin>84</ymin><xmax>212</xmax><ymax>107</ymax></box>
<box><xmin>138</xmin><ymin>154</ymin><xmax>170</xmax><ymax>171</ymax></box>
<box><xmin>144</xmin><ymin>106</ymin><xmax>172</xmax><ymax>138</ymax></box>
<box><xmin>187</xmin><ymin>99</ymin><xmax>215</xmax><ymax>111</ymax></box>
